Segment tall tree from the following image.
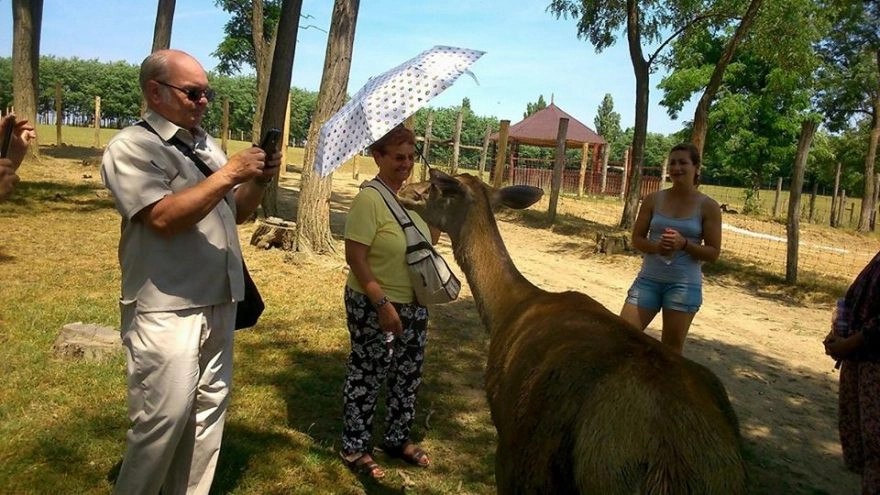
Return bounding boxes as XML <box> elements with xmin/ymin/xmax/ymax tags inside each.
<box><xmin>258</xmin><ymin>0</ymin><xmax>302</xmax><ymax>217</ymax></box>
<box><xmin>550</xmin><ymin>0</ymin><xmax>770</xmax><ymax>228</ymax></box>
<box><xmin>594</xmin><ymin>93</ymin><xmax>621</xmax><ymax>160</ymax></box>
<box><xmin>524</xmin><ymin>94</ymin><xmax>548</xmax><ymax>118</ymax></box>
<box><xmin>151</xmin><ymin>0</ymin><xmax>176</xmax><ymax>52</ymax></box>
<box><xmin>214</xmin><ymin>0</ymin><xmax>281</xmax><ymax>141</ymax></box>
<box><xmin>688</xmin><ymin>0</ymin><xmax>764</xmax><ymax>154</ymax></box>
<box><xmin>817</xmin><ymin>0</ymin><xmax>880</xmax><ymax>232</ymax></box>
<box><xmin>549</xmin><ymin>0</ymin><xmax>659</xmax><ymax>228</ymax></box>
<box><xmin>11</xmin><ymin>0</ymin><xmax>43</xmax><ymax>159</ymax></box>
<box><xmin>295</xmin><ymin>0</ymin><xmax>360</xmax><ymax>254</ymax></box>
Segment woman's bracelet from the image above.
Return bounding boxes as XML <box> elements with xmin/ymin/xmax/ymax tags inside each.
<box><xmin>373</xmin><ymin>295</ymin><xmax>390</xmax><ymax>309</ymax></box>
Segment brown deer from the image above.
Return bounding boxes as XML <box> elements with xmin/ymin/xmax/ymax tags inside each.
<box><xmin>398</xmin><ymin>170</ymin><xmax>747</xmax><ymax>495</ymax></box>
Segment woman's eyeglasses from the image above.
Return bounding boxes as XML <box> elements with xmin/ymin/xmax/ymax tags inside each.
<box><xmin>156</xmin><ymin>80</ymin><xmax>216</xmax><ymax>103</ymax></box>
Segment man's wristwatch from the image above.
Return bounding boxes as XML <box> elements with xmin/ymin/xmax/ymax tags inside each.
<box><xmin>373</xmin><ymin>296</ymin><xmax>389</xmax><ymax>309</ymax></box>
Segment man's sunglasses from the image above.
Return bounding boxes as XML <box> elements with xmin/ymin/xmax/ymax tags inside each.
<box><xmin>156</xmin><ymin>80</ymin><xmax>216</xmax><ymax>103</ymax></box>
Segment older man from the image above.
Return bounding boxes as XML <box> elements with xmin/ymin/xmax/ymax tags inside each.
<box><xmin>101</xmin><ymin>49</ymin><xmax>280</xmax><ymax>495</ymax></box>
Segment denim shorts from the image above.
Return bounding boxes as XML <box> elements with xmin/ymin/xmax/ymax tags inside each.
<box><xmin>625</xmin><ymin>276</ymin><xmax>702</xmax><ymax>313</ymax></box>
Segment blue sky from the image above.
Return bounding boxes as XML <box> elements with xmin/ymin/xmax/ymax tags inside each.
<box><xmin>0</xmin><ymin>0</ymin><xmax>696</xmax><ymax>135</ymax></box>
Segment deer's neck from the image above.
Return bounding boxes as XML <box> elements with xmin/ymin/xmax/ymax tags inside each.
<box><xmin>449</xmin><ymin>212</ymin><xmax>540</xmax><ymax>334</ymax></box>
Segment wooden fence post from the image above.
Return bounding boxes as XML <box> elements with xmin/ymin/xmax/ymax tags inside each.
<box><xmin>600</xmin><ymin>144</ymin><xmax>609</xmax><ymax>194</ymax></box>
<box><xmin>620</xmin><ymin>147</ymin><xmax>630</xmax><ymax>200</ymax></box>
<box><xmin>548</xmin><ymin>118</ymin><xmax>569</xmax><ymax>224</ymax></box>
<box><xmin>493</xmin><ymin>120</ymin><xmax>510</xmax><ymax>188</ymax></box>
<box><xmin>421</xmin><ymin>111</ymin><xmax>433</xmax><ymax>181</ymax></box>
<box><xmin>772</xmin><ymin>177</ymin><xmax>783</xmax><ymax>217</ymax></box>
<box><xmin>478</xmin><ymin>123</ymin><xmax>491</xmax><ymax>182</ymax></box>
<box><xmin>94</xmin><ymin>96</ymin><xmax>102</xmax><ymax>148</ymax></box>
<box><xmin>451</xmin><ymin>105</ymin><xmax>463</xmax><ymax>174</ymax></box>
<box><xmin>577</xmin><ymin>143</ymin><xmax>588</xmax><ymax>198</ymax></box>
<box><xmin>831</xmin><ymin>162</ymin><xmax>842</xmax><ymax>227</ymax></box>
<box><xmin>871</xmin><ymin>172</ymin><xmax>880</xmax><ymax>231</ymax></box>
<box><xmin>221</xmin><ymin>96</ymin><xmax>229</xmax><ymax>154</ymax></box>
<box><xmin>809</xmin><ymin>181</ymin><xmax>818</xmax><ymax>223</ymax></box>
<box><xmin>54</xmin><ymin>81</ymin><xmax>62</xmax><ymax>146</ymax></box>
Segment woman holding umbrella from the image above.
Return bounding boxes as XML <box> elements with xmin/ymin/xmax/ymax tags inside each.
<box><xmin>340</xmin><ymin>124</ymin><xmax>438</xmax><ymax>479</ymax></box>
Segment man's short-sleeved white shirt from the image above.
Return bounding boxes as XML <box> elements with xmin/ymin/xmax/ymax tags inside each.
<box><xmin>101</xmin><ymin>110</ymin><xmax>244</xmax><ymax>312</ymax></box>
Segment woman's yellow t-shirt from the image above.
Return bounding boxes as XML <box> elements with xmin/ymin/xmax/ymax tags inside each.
<box><xmin>344</xmin><ymin>186</ymin><xmax>432</xmax><ymax>303</ymax></box>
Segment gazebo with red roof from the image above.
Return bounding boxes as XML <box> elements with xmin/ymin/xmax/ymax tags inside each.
<box><xmin>489</xmin><ymin>102</ymin><xmax>609</xmax><ymax>195</ymax></box>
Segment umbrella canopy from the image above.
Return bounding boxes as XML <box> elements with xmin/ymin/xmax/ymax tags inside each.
<box><xmin>314</xmin><ymin>45</ymin><xmax>485</xmax><ymax>177</ymax></box>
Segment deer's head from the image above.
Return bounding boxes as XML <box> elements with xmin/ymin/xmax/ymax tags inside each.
<box><xmin>398</xmin><ymin>168</ymin><xmax>543</xmax><ymax>238</ymax></box>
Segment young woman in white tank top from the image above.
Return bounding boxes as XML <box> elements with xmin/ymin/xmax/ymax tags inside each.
<box><xmin>619</xmin><ymin>143</ymin><xmax>723</xmax><ymax>354</ymax></box>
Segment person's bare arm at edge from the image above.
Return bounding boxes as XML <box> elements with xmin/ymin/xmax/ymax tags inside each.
<box><xmin>630</xmin><ymin>192</ymin><xmax>668</xmax><ymax>256</ymax></box>
<box><xmin>234</xmin><ymin>150</ymin><xmax>282</xmax><ymax>223</ymax></box>
<box><xmin>685</xmin><ymin>196</ymin><xmax>722</xmax><ymax>262</ymax></box>
<box><xmin>136</xmin><ymin>147</ymin><xmax>266</xmax><ymax>237</ymax></box>
<box><xmin>345</xmin><ymin>239</ymin><xmax>404</xmax><ymax>336</ymax></box>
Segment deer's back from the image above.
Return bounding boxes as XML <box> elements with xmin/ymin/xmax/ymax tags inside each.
<box><xmin>485</xmin><ymin>291</ymin><xmax>746</xmax><ymax>494</ymax></box>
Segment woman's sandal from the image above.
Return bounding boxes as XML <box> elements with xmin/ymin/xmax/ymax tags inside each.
<box><xmin>380</xmin><ymin>441</ymin><xmax>430</xmax><ymax>468</ymax></box>
<box><xmin>340</xmin><ymin>451</ymin><xmax>385</xmax><ymax>479</ymax></box>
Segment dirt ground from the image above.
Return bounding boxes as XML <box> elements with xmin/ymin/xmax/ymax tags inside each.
<box><xmin>326</xmin><ymin>171</ymin><xmax>861</xmax><ymax>494</ymax></box>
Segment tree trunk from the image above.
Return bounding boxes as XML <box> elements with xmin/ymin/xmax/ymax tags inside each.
<box><xmin>251</xmin><ymin>0</ymin><xmax>278</xmax><ymax>143</ymax></box>
<box><xmin>548</xmin><ymin>118</ymin><xmax>569</xmax><ymax>224</ymax></box>
<box><xmin>858</xmin><ymin>76</ymin><xmax>880</xmax><ymax>232</ymax></box>
<box><xmin>12</xmin><ymin>0</ymin><xmax>43</xmax><ymax>160</ymax></box>
<box><xmin>295</xmin><ymin>0</ymin><xmax>359</xmax><ymax>255</ymax></box>
<box><xmin>151</xmin><ymin>0</ymin><xmax>176</xmax><ymax>52</ymax></box>
<box><xmin>620</xmin><ymin>0</ymin><xmax>649</xmax><ymax>230</ymax></box>
<box><xmin>690</xmin><ymin>0</ymin><xmax>764</xmax><ymax>155</ymax></box>
<box><xmin>785</xmin><ymin>120</ymin><xmax>816</xmax><ymax>284</ymax></box>
<box><xmin>255</xmin><ymin>0</ymin><xmax>301</xmax><ymax>219</ymax></box>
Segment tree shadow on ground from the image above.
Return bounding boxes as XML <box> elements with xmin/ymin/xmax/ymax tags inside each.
<box><xmin>40</xmin><ymin>143</ymin><xmax>105</xmax><ymax>163</ymax></box>
<box><xmin>232</xmin><ymin>295</ymin><xmax>496</xmax><ymax>494</ymax></box>
<box><xmin>685</xmin><ymin>333</ymin><xmax>857</xmax><ymax>494</ymax></box>
<box><xmin>0</xmin><ymin>180</ymin><xmax>115</xmax><ymax>213</ymax></box>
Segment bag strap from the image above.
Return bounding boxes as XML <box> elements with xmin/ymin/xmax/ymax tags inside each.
<box><xmin>136</xmin><ymin>120</ymin><xmax>229</xmax><ymax>205</ymax></box>
<box><xmin>362</xmin><ymin>178</ymin><xmax>434</xmax><ymax>252</ymax></box>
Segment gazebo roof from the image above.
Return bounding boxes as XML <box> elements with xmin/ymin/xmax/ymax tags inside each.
<box><xmin>491</xmin><ymin>103</ymin><xmax>606</xmax><ymax>148</ymax></box>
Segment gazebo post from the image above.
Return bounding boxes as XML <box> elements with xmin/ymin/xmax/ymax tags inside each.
<box><xmin>577</xmin><ymin>142</ymin><xmax>589</xmax><ymax>198</ymax></box>
<box><xmin>600</xmin><ymin>143</ymin><xmax>610</xmax><ymax>194</ymax></box>
<box><xmin>492</xmin><ymin>119</ymin><xmax>510</xmax><ymax>188</ymax></box>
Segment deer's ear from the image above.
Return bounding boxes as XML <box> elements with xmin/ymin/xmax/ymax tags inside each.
<box><xmin>429</xmin><ymin>168</ymin><xmax>463</xmax><ymax>196</ymax></box>
<box><xmin>495</xmin><ymin>185</ymin><xmax>543</xmax><ymax>210</ymax></box>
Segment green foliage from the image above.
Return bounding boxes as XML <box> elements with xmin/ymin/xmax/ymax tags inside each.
<box><xmin>741</xmin><ymin>186</ymin><xmax>764</xmax><ymax>214</ymax></box>
<box><xmin>212</xmin><ymin>0</ymin><xmax>283</xmax><ymax>75</ymax></box>
<box><xmin>412</xmin><ymin>103</ymin><xmax>499</xmax><ymax>167</ymax></box>
<box><xmin>815</xmin><ymin>0</ymin><xmax>880</xmax><ymax>132</ymax></box>
<box><xmin>523</xmin><ymin>94</ymin><xmax>547</xmax><ymax>118</ymax></box>
<box><xmin>547</xmin><ymin>0</ymin><xmax>676</xmax><ymax>52</ymax></box>
<box><xmin>0</xmin><ymin>56</ymin><xmax>319</xmax><ymax>143</ymax></box>
<box><xmin>594</xmin><ymin>93</ymin><xmax>624</xmax><ymax>161</ymax></box>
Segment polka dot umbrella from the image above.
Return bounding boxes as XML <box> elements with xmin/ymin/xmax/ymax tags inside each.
<box><xmin>314</xmin><ymin>45</ymin><xmax>485</xmax><ymax>177</ymax></box>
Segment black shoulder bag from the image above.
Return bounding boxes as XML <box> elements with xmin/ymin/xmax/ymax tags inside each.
<box><xmin>136</xmin><ymin>121</ymin><xmax>264</xmax><ymax>329</ymax></box>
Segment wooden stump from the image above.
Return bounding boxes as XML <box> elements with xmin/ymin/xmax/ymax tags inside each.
<box><xmin>53</xmin><ymin>322</ymin><xmax>121</xmax><ymax>360</ymax></box>
<box><xmin>595</xmin><ymin>232</ymin><xmax>630</xmax><ymax>255</ymax></box>
<box><xmin>251</xmin><ymin>216</ymin><xmax>296</xmax><ymax>250</ymax></box>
